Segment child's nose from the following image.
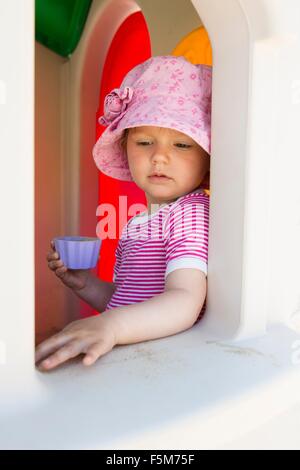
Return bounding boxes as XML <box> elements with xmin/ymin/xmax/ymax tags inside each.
<box><xmin>151</xmin><ymin>149</ymin><xmax>169</xmax><ymax>164</ymax></box>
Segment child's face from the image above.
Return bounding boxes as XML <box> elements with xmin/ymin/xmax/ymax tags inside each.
<box><xmin>126</xmin><ymin>126</ymin><xmax>210</xmax><ymax>208</ymax></box>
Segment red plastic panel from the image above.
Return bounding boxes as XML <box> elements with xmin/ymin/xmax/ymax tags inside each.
<box><xmin>81</xmin><ymin>11</ymin><xmax>151</xmax><ymax>317</ymax></box>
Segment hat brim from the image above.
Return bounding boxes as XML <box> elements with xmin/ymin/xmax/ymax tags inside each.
<box><xmin>93</xmin><ymin>124</ymin><xmax>132</xmax><ymax>181</ymax></box>
<box><xmin>92</xmin><ymin>99</ymin><xmax>211</xmax><ymax>182</ymax></box>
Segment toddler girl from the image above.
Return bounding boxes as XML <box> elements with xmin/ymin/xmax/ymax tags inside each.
<box><xmin>35</xmin><ymin>55</ymin><xmax>212</xmax><ymax>371</ymax></box>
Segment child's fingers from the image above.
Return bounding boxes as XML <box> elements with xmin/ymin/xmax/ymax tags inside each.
<box><xmin>48</xmin><ymin>260</ymin><xmax>67</xmax><ymax>272</ymax></box>
<box><xmin>83</xmin><ymin>340</ymin><xmax>114</xmax><ymax>366</ymax></box>
<box><xmin>35</xmin><ymin>332</ymin><xmax>73</xmax><ymax>364</ymax></box>
<box><xmin>37</xmin><ymin>339</ymin><xmax>86</xmax><ymax>371</ymax></box>
<box><xmin>55</xmin><ymin>266</ymin><xmax>68</xmax><ymax>277</ymax></box>
<box><xmin>47</xmin><ymin>250</ymin><xmax>60</xmax><ymax>263</ymax></box>
<box><xmin>49</xmin><ymin>240</ymin><xmax>59</xmax><ymax>256</ymax></box>
<box><xmin>47</xmin><ymin>259</ymin><xmax>64</xmax><ymax>270</ymax></box>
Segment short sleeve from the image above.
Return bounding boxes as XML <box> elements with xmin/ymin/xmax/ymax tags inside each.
<box><xmin>163</xmin><ymin>194</ymin><xmax>209</xmax><ymax>279</ymax></box>
<box><xmin>112</xmin><ymin>238</ymin><xmax>122</xmax><ymax>282</ymax></box>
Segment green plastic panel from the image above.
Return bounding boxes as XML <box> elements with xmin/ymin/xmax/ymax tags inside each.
<box><xmin>35</xmin><ymin>0</ymin><xmax>93</xmax><ymax>57</ymax></box>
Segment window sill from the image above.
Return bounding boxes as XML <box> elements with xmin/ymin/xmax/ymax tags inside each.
<box><xmin>1</xmin><ymin>324</ymin><xmax>300</xmax><ymax>449</ymax></box>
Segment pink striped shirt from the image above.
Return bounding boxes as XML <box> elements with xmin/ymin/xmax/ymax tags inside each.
<box><xmin>105</xmin><ymin>188</ymin><xmax>209</xmax><ymax>322</ymax></box>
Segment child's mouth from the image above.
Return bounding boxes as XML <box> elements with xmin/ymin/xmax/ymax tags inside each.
<box><xmin>148</xmin><ymin>175</ymin><xmax>171</xmax><ymax>182</ymax></box>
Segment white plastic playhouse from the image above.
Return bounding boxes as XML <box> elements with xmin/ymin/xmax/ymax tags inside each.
<box><xmin>0</xmin><ymin>0</ymin><xmax>300</xmax><ymax>449</ymax></box>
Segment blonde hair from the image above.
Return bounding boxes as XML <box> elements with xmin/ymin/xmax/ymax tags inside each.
<box><xmin>119</xmin><ymin>128</ymin><xmax>130</xmax><ymax>153</ymax></box>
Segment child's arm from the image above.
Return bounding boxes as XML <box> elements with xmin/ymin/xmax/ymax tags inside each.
<box><xmin>105</xmin><ymin>268</ymin><xmax>207</xmax><ymax>344</ymax></box>
<box><xmin>73</xmin><ymin>272</ymin><xmax>116</xmax><ymax>312</ymax></box>
<box><xmin>35</xmin><ymin>268</ymin><xmax>206</xmax><ymax>371</ymax></box>
<box><xmin>47</xmin><ymin>240</ymin><xmax>116</xmax><ymax>312</ymax></box>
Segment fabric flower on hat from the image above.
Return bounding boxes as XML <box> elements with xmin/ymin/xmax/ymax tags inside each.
<box><xmin>98</xmin><ymin>86</ymin><xmax>134</xmax><ymax>126</ymax></box>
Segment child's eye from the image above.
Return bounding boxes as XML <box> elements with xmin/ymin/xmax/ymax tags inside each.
<box><xmin>135</xmin><ymin>141</ymin><xmax>192</xmax><ymax>148</ymax></box>
<box><xmin>136</xmin><ymin>141</ymin><xmax>152</xmax><ymax>146</ymax></box>
<box><xmin>175</xmin><ymin>143</ymin><xmax>192</xmax><ymax>149</ymax></box>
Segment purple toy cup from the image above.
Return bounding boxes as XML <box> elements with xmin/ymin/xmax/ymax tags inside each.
<box><xmin>53</xmin><ymin>236</ymin><xmax>102</xmax><ymax>269</ymax></box>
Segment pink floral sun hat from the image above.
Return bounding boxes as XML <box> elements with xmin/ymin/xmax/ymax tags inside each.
<box><xmin>92</xmin><ymin>55</ymin><xmax>212</xmax><ymax>181</ymax></box>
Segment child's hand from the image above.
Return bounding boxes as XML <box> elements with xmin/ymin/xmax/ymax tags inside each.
<box><xmin>35</xmin><ymin>313</ymin><xmax>118</xmax><ymax>371</ymax></box>
<box><xmin>47</xmin><ymin>240</ymin><xmax>90</xmax><ymax>291</ymax></box>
